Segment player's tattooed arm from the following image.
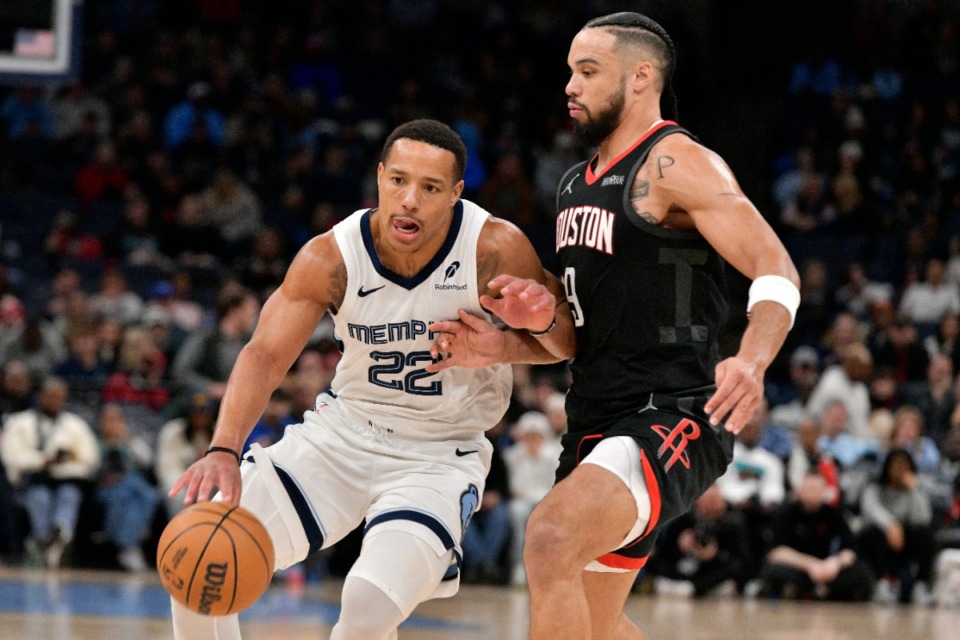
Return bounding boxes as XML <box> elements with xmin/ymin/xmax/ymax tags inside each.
<box><xmin>656</xmin><ymin>155</ymin><xmax>676</xmax><ymax>179</ymax></box>
<box><xmin>327</xmin><ymin>261</ymin><xmax>348</xmax><ymax>313</ymax></box>
<box><xmin>629</xmin><ymin>177</ymin><xmax>660</xmax><ymax>225</ymax></box>
<box><xmin>476</xmin><ymin>246</ymin><xmax>502</xmax><ymax>298</ymax></box>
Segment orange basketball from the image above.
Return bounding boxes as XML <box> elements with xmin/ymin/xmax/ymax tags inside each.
<box><xmin>156</xmin><ymin>502</ymin><xmax>275</xmax><ymax>616</ymax></box>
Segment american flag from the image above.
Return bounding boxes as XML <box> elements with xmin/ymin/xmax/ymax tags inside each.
<box><xmin>14</xmin><ymin>29</ymin><xmax>55</xmax><ymax>59</ymax></box>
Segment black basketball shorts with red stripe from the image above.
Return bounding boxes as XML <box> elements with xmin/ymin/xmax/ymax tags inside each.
<box><xmin>555</xmin><ymin>392</ymin><xmax>735</xmax><ymax>571</ymax></box>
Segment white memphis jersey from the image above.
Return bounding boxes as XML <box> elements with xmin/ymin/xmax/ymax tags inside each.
<box><xmin>329</xmin><ymin>199</ymin><xmax>512</xmax><ymax>440</ymax></box>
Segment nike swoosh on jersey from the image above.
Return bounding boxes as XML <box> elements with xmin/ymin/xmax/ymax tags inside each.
<box><xmin>358</xmin><ymin>285</ymin><xmax>386</xmax><ymax>297</ymax></box>
<box><xmin>455</xmin><ymin>448</ymin><xmax>479</xmax><ymax>457</ymax></box>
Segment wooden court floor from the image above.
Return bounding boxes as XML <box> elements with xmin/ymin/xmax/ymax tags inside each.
<box><xmin>1</xmin><ymin>567</ymin><xmax>959</xmax><ymax>639</ymax></box>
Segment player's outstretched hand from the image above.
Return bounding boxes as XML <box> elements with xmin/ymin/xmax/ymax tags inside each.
<box><xmin>427</xmin><ymin>309</ymin><xmax>506</xmax><ymax>372</ymax></box>
<box><xmin>481</xmin><ymin>274</ymin><xmax>557</xmax><ymax>333</ymax></box>
<box><xmin>704</xmin><ymin>356</ymin><xmax>762</xmax><ymax>434</ymax></box>
<box><xmin>168</xmin><ymin>452</ymin><xmax>242</xmax><ymax>506</ymax></box>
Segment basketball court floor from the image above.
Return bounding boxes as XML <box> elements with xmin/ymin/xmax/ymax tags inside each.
<box><xmin>1</xmin><ymin>567</ymin><xmax>959</xmax><ymax>639</ymax></box>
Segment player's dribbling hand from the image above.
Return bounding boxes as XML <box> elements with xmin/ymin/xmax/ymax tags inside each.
<box><xmin>705</xmin><ymin>356</ymin><xmax>762</xmax><ymax>434</ymax></box>
<box><xmin>169</xmin><ymin>453</ymin><xmax>242</xmax><ymax>506</ymax></box>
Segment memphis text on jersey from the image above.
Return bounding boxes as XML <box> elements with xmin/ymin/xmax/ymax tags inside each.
<box><xmin>556</xmin><ymin>205</ymin><xmax>615</xmax><ymax>254</ymax></box>
<box><xmin>347</xmin><ymin>319</ymin><xmax>438</xmax><ymax>345</ymax></box>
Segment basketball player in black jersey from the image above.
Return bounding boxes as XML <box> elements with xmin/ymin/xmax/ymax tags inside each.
<box><xmin>428</xmin><ymin>12</ymin><xmax>799</xmax><ymax>640</ymax></box>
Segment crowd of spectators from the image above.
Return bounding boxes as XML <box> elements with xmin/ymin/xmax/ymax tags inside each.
<box><xmin>0</xmin><ymin>0</ymin><xmax>960</xmax><ymax>608</ymax></box>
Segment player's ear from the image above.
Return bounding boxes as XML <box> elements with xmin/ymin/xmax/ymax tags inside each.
<box><xmin>450</xmin><ymin>179</ymin><xmax>464</xmax><ymax>204</ymax></box>
<box><xmin>632</xmin><ymin>60</ymin><xmax>655</xmax><ymax>94</ymax></box>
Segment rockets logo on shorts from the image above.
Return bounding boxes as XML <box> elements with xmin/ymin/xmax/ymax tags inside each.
<box><xmin>651</xmin><ymin>418</ymin><xmax>701</xmax><ymax>472</ymax></box>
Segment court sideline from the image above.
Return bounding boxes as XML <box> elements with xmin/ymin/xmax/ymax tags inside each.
<box><xmin>1</xmin><ymin>567</ymin><xmax>959</xmax><ymax>639</ymax></box>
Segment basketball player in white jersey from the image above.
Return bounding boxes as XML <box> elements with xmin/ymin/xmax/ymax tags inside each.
<box><xmin>167</xmin><ymin>119</ymin><xmax>574</xmax><ymax>639</ymax></box>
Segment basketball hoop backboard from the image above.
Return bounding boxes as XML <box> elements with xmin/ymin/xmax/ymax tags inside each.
<box><xmin>0</xmin><ymin>0</ymin><xmax>83</xmax><ymax>86</ymax></box>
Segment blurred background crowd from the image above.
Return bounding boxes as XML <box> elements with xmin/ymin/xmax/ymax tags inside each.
<box><xmin>2</xmin><ymin>0</ymin><xmax>960</xmax><ymax>607</ymax></box>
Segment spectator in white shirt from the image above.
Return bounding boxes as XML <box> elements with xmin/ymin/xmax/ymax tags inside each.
<box><xmin>503</xmin><ymin>411</ymin><xmax>561</xmax><ymax>586</ymax></box>
<box><xmin>900</xmin><ymin>258</ymin><xmax>960</xmax><ymax>327</ymax></box>
<box><xmin>807</xmin><ymin>342</ymin><xmax>873</xmax><ymax>439</ymax></box>
<box><xmin>717</xmin><ymin>401</ymin><xmax>787</xmax><ymax>559</ymax></box>
<box><xmin>0</xmin><ymin>377</ymin><xmax>99</xmax><ymax>568</ymax></box>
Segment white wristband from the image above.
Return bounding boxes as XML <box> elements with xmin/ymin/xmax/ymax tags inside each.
<box><xmin>747</xmin><ymin>275</ymin><xmax>800</xmax><ymax>329</ymax></box>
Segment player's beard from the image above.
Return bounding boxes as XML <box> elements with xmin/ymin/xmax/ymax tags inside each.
<box><xmin>573</xmin><ymin>84</ymin><xmax>626</xmax><ymax>148</ymax></box>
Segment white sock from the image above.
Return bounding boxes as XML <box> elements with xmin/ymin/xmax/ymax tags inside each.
<box><xmin>331</xmin><ymin>576</ymin><xmax>403</xmax><ymax>640</ymax></box>
<box><xmin>171</xmin><ymin>597</ymin><xmax>242</xmax><ymax>640</ymax></box>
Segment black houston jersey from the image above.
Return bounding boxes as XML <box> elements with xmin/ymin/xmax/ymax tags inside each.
<box><xmin>555</xmin><ymin>121</ymin><xmax>729</xmax><ymax>431</ymax></box>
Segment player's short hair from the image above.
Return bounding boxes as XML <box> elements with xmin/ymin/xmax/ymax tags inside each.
<box><xmin>583</xmin><ymin>12</ymin><xmax>679</xmax><ymax>121</ymax></box>
<box><xmin>382</xmin><ymin>119</ymin><xmax>467</xmax><ymax>183</ymax></box>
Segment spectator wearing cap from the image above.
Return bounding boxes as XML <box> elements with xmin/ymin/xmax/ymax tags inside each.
<box><xmin>142</xmin><ymin>304</ymin><xmax>181</xmax><ymax>363</ymax></box>
<box><xmin>155</xmin><ymin>393</ymin><xmax>217</xmax><ymax>519</ymax></box>
<box><xmin>142</xmin><ymin>282</ymin><xmax>188</xmax><ymax>350</ymax></box>
<box><xmin>148</xmin><ymin>274</ymin><xmax>204</xmax><ymax>334</ymax></box>
<box><xmin>502</xmin><ymin>411</ymin><xmax>561</xmax><ymax>585</ymax></box>
<box><xmin>768</xmin><ymin>345</ymin><xmax>821</xmax><ymax>432</ymax></box>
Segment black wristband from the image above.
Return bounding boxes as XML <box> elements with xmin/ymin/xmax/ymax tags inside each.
<box><xmin>528</xmin><ymin>316</ymin><xmax>557</xmax><ymax>338</ymax></box>
<box><xmin>205</xmin><ymin>446</ymin><xmax>241</xmax><ymax>466</ymax></box>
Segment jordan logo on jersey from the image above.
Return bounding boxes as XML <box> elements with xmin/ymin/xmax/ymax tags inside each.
<box><xmin>651</xmin><ymin>418</ymin><xmax>701</xmax><ymax>471</ymax></box>
<box><xmin>556</xmin><ymin>205</ymin><xmax>615</xmax><ymax>254</ymax></box>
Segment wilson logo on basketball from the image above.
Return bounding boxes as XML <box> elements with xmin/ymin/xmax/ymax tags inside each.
<box><xmin>197</xmin><ymin>562</ymin><xmax>229</xmax><ymax>614</ymax></box>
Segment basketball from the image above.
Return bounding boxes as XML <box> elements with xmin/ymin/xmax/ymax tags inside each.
<box><xmin>156</xmin><ymin>502</ymin><xmax>275</xmax><ymax>616</ymax></box>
